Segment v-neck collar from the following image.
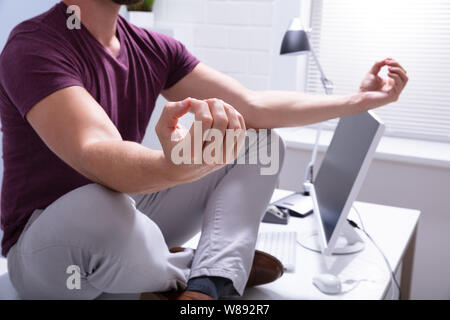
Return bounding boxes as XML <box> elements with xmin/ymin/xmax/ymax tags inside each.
<box><xmin>59</xmin><ymin>2</ymin><xmax>127</xmax><ymax>63</ymax></box>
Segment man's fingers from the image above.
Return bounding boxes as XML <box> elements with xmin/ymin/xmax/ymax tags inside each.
<box><xmin>234</xmin><ymin>108</ymin><xmax>247</xmax><ymax>161</ymax></box>
<box><xmin>206</xmin><ymin>98</ymin><xmax>228</xmax><ymax>141</ymax></box>
<box><xmin>180</xmin><ymin>98</ymin><xmax>245</xmax><ymax>166</ymax></box>
<box><xmin>236</xmin><ymin>108</ymin><xmax>247</xmax><ymax>150</ymax></box>
<box><xmin>385</xmin><ymin>59</ymin><xmax>407</xmax><ymax>73</ymax></box>
<box><xmin>238</xmin><ymin>110</ymin><xmax>246</xmax><ymax>133</ymax></box>
<box><xmin>369</xmin><ymin>59</ymin><xmax>387</xmax><ymax>75</ymax></box>
<box><xmin>184</xmin><ymin>99</ymin><xmax>213</xmax><ymax>164</ymax></box>
<box><xmin>222</xmin><ymin>104</ymin><xmax>242</xmax><ymax>163</ymax></box>
<box><xmin>224</xmin><ymin>103</ymin><xmax>241</xmax><ymax>130</ymax></box>
<box><xmin>387</xmin><ymin>72</ymin><xmax>402</xmax><ymax>96</ymax></box>
<box><xmin>189</xmin><ymin>98</ymin><xmax>214</xmax><ymax>140</ymax></box>
<box><xmin>388</xmin><ymin>66</ymin><xmax>408</xmax><ymax>85</ymax></box>
<box><xmin>160</xmin><ymin>98</ymin><xmax>191</xmax><ymax>129</ymax></box>
<box><xmin>369</xmin><ymin>57</ymin><xmax>406</xmax><ymax>75</ymax></box>
<box><xmin>202</xmin><ymin>99</ymin><xmax>228</xmax><ymax>163</ymax></box>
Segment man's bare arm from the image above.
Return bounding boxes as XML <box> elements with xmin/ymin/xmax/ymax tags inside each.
<box><xmin>25</xmin><ymin>86</ymin><xmax>175</xmax><ymax>194</ymax></box>
<box><xmin>26</xmin><ymin>87</ymin><xmax>245</xmax><ymax>194</ymax></box>
<box><xmin>163</xmin><ymin>60</ymin><xmax>408</xmax><ymax>129</ymax></box>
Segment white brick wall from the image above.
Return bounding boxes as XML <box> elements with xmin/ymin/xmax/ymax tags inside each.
<box><xmin>153</xmin><ymin>0</ymin><xmax>276</xmax><ymax>91</ymax></box>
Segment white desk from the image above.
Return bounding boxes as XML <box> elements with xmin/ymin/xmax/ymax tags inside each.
<box><xmin>184</xmin><ymin>189</ymin><xmax>420</xmax><ymax>300</ymax></box>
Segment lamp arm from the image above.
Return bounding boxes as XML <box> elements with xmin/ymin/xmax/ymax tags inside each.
<box><xmin>308</xmin><ymin>41</ymin><xmax>334</xmax><ymax>95</ymax></box>
<box><xmin>302</xmin><ymin>36</ymin><xmax>334</xmax><ymax>194</ymax></box>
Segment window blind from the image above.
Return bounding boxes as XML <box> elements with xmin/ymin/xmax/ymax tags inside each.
<box><xmin>306</xmin><ymin>0</ymin><xmax>450</xmax><ymax>142</ymax></box>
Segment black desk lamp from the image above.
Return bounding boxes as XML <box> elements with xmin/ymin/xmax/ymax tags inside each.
<box><xmin>280</xmin><ymin>17</ymin><xmax>334</xmax><ymax>194</ymax></box>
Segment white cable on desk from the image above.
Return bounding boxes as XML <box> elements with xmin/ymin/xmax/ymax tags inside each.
<box><xmin>295</xmin><ymin>205</ymin><xmax>401</xmax><ymax>298</ymax></box>
<box><xmin>352</xmin><ymin>204</ymin><xmax>401</xmax><ymax>300</ymax></box>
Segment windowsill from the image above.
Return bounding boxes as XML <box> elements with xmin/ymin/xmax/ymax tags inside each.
<box><xmin>275</xmin><ymin>127</ymin><xmax>450</xmax><ymax>169</ymax></box>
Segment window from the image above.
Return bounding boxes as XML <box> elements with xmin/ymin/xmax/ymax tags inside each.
<box><xmin>306</xmin><ymin>0</ymin><xmax>450</xmax><ymax>142</ymax></box>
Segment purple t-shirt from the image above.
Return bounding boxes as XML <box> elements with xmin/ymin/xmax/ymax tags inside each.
<box><xmin>0</xmin><ymin>2</ymin><xmax>200</xmax><ymax>256</ymax></box>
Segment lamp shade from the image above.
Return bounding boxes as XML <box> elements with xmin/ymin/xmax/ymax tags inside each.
<box><xmin>280</xmin><ymin>17</ymin><xmax>311</xmax><ymax>55</ymax></box>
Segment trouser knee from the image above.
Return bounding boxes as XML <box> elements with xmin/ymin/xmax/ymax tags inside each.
<box><xmin>240</xmin><ymin>128</ymin><xmax>285</xmax><ymax>177</ymax></box>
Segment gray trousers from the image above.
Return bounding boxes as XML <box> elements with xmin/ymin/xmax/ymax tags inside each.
<box><xmin>7</xmin><ymin>131</ymin><xmax>284</xmax><ymax>299</ymax></box>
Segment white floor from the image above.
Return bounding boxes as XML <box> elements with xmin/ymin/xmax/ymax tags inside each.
<box><xmin>0</xmin><ymin>257</ymin><xmax>20</xmax><ymax>299</ymax></box>
<box><xmin>0</xmin><ymin>231</ymin><xmax>5</xmax><ymax>275</ymax></box>
<box><xmin>0</xmin><ymin>257</ymin><xmax>6</xmax><ymax>275</ymax></box>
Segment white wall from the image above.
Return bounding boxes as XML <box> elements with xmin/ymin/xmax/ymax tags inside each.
<box><xmin>279</xmin><ymin>146</ymin><xmax>450</xmax><ymax>299</ymax></box>
<box><xmin>0</xmin><ymin>0</ymin><xmax>59</xmax><ymax>50</ymax></box>
<box><xmin>153</xmin><ymin>0</ymin><xmax>300</xmax><ymax>92</ymax></box>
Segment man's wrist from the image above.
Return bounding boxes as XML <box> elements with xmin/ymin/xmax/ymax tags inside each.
<box><xmin>158</xmin><ymin>149</ymin><xmax>190</xmax><ymax>186</ymax></box>
<box><xmin>347</xmin><ymin>91</ymin><xmax>369</xmax><ymax>114</ymax></box>
<box><xmin>159</xmin><ymin>150</ymin><xmax>179</xmax><ymax>184</ymax></box>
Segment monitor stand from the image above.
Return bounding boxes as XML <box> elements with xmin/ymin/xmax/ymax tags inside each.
<box><xmin>298</xmin><ymin>222</ymin><xmax>365</xmax><ymax>255</ymax></box>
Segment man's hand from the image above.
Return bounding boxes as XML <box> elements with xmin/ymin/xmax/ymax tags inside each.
<box><xmin>156</xmin><ymin>97</ymin><xmax>246</xmax><ymax>184</ymax></box>
<box><xmin>359</xmin><ymin>57</ymin><xmax>409</xmax><ymax>110</ymax></box>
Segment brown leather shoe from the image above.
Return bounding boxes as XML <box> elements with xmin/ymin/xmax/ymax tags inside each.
<box><xmin>141</xmin><ymin>248</ymin><xmax>283</xmax><ymax>300</ymax></box>
<box><xmin>173</xmin><ymin>290</ymin><xmax>214</xmax><ymax>300</ymax></box>
<box><xmin>169</xmin><ymin>247</ymin><xmax>284</xmax><ymax>288</ymax></box>
<box><xmin>245</xmin><ymin>250</ymin><xmax>284</xmax><ymax>287</ymax></box>
<box><xmin>141</xmin><ymin>290</ymin><xmax>213</xmax><ymax>300</ymax></box>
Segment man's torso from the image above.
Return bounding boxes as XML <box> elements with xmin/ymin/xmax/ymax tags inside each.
<box><xmin>0</xmin><ymin>2</ymin><xmax>199</xmax><ymax>256</ymax></box>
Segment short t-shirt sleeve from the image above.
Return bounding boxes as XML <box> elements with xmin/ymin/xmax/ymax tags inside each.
<box><xmin>150</xmin><ymin>32</ymin><xmax>200</xmax><ymax>90</ymax></box>
<box><xmin>0</xmin><ymin>30</ymin><xmax>84</xmax><ymax>120</ymax></box>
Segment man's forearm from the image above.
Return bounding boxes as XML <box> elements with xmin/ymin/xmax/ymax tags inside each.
<box><xmin>79</xmin><ymin>140</ymin><xmax>177</xmax><ymax>194</ymax></box>
<box><xmin>246</xmin><ymin>90</ymin><xmax>367</xmax><ymax>129</ymax></box>
<box><xmin>164</xmin><ymin>61</ymin><xmax>406</xmax><ymax>130</ymax></box>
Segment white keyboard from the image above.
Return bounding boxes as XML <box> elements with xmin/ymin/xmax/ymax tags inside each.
<box><xmin>255</xmin><ymin>231</ymin><xmax>297</xmax><ymax>272</ymax></box>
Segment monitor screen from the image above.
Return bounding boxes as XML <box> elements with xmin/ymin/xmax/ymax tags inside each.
<box><xmin>314</xmin><ymin>112</ymin><xmax>383</xmax><ymax>242</ymax></box>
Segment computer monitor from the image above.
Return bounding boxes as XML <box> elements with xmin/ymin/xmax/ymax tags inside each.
<box><xmin>303</xmin><ymin>111</ymin><xmax>385</xmax><ymax>255</ymax></box>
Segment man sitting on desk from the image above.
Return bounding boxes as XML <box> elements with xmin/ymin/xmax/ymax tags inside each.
<box><xmin>0</xmin><ymin>0</ymin><xmax>408</xmax><ymax>300</ymax></box>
